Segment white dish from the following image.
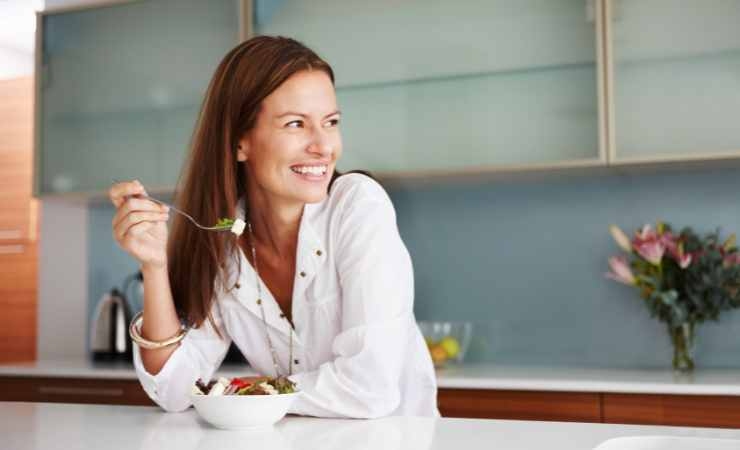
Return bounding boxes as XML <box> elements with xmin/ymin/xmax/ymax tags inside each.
<box><xmin>190</xmin><ymin>392</ymin><xmax>301</xmax><ymax>430</ymax></box>
<box><xmin>593</xmin><ymin>436</ymin><xmax>740</xmax><ymax>450</ymax></box>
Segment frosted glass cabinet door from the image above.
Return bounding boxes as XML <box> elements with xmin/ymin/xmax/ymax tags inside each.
<box><xmin>610</xmin><ymin>0</ymin><xmax>740</xmax><ymax>161</ymax></box>
<box><xmin>39</xmin><ymin>0</ymin><xmax>241</xmax><ymax>194</ymax></box>
<box><xmin>255</xmin><ymin>0</ymin><xmax>603</xmax><ymax>174</ymax></box>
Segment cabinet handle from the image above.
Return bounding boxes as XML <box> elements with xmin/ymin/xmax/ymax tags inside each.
<box><xmin>0</xmin><ymin>244</ymin><xmax>24</xmax><ymax>254</ymax></box>
<box><xmin>38</xmin><ymin>386</ymin><xmax>125</xmax><ymax>397</ymax></box>
<box><xmin>0</xmin><ymin>229</ymin><xmax>23</xmax><ymax>241</ymax></box>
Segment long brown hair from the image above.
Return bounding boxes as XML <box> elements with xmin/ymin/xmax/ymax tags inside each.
<box><xmin>168</xmin><ymin>36</ymin><xmax>335</xmax><ymax>336</ymax></box>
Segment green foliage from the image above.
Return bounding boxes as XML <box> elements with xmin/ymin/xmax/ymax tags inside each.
<box><xmin>633</xmin><ymin>225</ymin><xmax>740</xmax><ymax>328</ymax></box>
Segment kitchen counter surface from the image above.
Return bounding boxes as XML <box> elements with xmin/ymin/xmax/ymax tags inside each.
<box><xmin>3</xmin><ymin>360</ymin><xmax>740</xmax><ymax>396</ymax></box>
<box><xmin>3</xmin><ymin>401</ymin><xmax>740</xmax><ymax>450</ymax></box>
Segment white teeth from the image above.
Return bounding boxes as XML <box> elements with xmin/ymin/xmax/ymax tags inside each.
<box><xmin>292</xmin><ymin>165</ymin><xmax>327</xmax><ymax>175</ymax></box>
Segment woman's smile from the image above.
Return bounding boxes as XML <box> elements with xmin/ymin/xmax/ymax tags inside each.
<box><xmin>289</xmin><ymin>163</ymin><xmax>330</xmax><ymax>182</ymax></box>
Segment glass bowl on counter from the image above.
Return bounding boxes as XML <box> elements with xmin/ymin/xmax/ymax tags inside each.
<box><xmin>417</xmin><ymin>321</ymin><xmax>473</xmax><ymax>368</ymax></box>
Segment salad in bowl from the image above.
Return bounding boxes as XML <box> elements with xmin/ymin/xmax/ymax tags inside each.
<box><xmin>190</xmin><ymin>375</ymin><xmax>300</xmax><ymax>430</ymax></box>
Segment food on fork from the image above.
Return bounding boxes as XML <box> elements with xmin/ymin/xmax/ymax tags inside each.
<box><xmin>215</xmin><ymin>218</ymin><xmax>246</xmax><ymax>236</ymax></box>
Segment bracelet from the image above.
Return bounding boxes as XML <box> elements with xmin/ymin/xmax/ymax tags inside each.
<box><xmin>129</xmin><ymin>311</ymin><xmax>189</xmax><ymax>350</ymax></box>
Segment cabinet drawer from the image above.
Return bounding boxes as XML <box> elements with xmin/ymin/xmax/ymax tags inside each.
<box><xmin>438</xmin><ymin>388</ymin><xmax>602</xmax><ymax>423</ymax></box>
<box><xmin>0</xmin><ymin>376</ymin><xmax>155</xmax><ymax>406</ymax></box>
<box><xmin>603</xmin><ymin>393</ymin><xmax>740</xmax><ymax>429</ymax></box>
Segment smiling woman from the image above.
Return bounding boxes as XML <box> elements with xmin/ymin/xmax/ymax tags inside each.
<box><xmin>108</xmin><ymin>35</ymin><xmax>438</xmax><ymax>418</ymax></box>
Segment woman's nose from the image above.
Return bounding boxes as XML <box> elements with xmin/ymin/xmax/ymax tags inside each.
<box><xmin>307</xmin><ymin>129</ymin><xmax>334</xmax><ymax>157</ymax></box>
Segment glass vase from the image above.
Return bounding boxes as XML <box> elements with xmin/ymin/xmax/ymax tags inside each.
<box><xmin>669</xmin><ymin>322</ymin><xmax>695</xmax><ymax>372</ymax></box>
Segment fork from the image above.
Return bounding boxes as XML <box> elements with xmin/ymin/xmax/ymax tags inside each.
<box><xmin>112</xmin><ymin>179</ymin><xmax>233</xmax><ymax>232</ymax></box>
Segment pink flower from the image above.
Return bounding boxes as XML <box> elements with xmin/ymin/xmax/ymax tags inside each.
<box><xmin>634</xmin><ymin>240</ymin><xmax>665</xmax><ymax>266</ymax></box>
<box><xmin>606</xmin><ymin>256</ymin><xmax>636</xmax><ymax>285</ymax></box>
<box><xmin>632</xmin><ymin>230</ymin><xmax>665</xmax><ymax>266</ymax></box>
<box><xmin>661</xmin><ymin>232</ymin><xmax>692</xmax><ymax>269</ymax></box>
<box><xmin>635</xmin><ymin>224</ymin><xmax>658</xmax><ymax>241</ymax></box>
<box><xmin>676</xmin><ymin>252</ymin><xmax>692</xmax><ymax>269</ymax></box>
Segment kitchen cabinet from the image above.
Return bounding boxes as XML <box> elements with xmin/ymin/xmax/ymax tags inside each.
<box><xmin>602</xmin><ymin>393</ymin><xmax>740</xmax><ymax>429</ymax></box>
<box><xmin>36</xmin><ymin>0</ymin><xmax>245</xmax><ymax>196</ymax></box>
<box><xmin>0</xmin><ymin>76</ymin><xmax>38</xmax><ymax>363</ymax></box>
<box><xmin>34</xmin><ymin>1</ymin><xmax>740</xmax><ymax>197</ymax></box>
<box><xmin>439</xmin><ymin>389</ymin><xmax>740</xmax><ymax>429</ymax></box>
<box><xmin>256</xmin><ymin>0</ymin><xmax>606</xmax><ymax>174</ymax></box>
<box><xmin>0</xmin><ymin>376</ymin><xmax>154</xmax><ymax>406</ymax></box>
<box><xmin>605</xmin><ymin>0</ymin><xmax>740</xmax><ymax>164</ymax></box>
<box><xmin>3</xmin><ymin>374</ymin><xmax>740</xmax><ymax>428</ymax></box>
<box><xmin>437</xmin><ymin>388</ymin><xmax>602</xmax><ymax>423</ymax></box>
<box><xmin>37</xmin><ymin>0</ymin><xmax>607</xmax><ymax>196</ymax></box>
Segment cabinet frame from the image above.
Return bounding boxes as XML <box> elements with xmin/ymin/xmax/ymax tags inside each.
<box><xmin>32</xmin><ymin>0</ymin><xmax>252</xmax><ymax>198</ymax></box>
<box><xmin>602</xmin><ymin>0</ymin><xmax>740</xmax><ymax>167</ymax></box>
<box><xmin>34</xmin><ymin>0</ymin><xmax>612</xmax><ymax>198</ymax></box>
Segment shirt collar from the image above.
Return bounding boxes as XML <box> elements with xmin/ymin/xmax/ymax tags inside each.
<box><xmin>230</xmin><ymin>198</ymin><xmax>327</xmax><ymax>336</ymax></box>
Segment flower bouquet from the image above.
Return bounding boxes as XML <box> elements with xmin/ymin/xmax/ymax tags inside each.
<box><xmin>606</xmin><ymin>222</ymin><xmax>740</xmax><ymax>371</ymax></box>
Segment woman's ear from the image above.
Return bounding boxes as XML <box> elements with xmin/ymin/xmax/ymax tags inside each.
<box><xmin>236</xmin><ymin>140</ymin><xmax>248</xmax><ymax>162</ymax></box>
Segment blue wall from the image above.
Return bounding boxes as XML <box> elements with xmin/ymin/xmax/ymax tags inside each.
<box><xmin>89</xmin><ymin>167</ymin><xmax>740</xmax><ymax>369</ymax></box>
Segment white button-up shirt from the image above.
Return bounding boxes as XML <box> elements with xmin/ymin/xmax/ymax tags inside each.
<box><xmin>133</xmin><ymin>174</ymin><xmax>439</xmax><ymax>418</ymax></box>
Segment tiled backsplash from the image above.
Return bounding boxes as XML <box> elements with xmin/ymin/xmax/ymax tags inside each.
<box><xmin>88</xmin><ymin>167</ymin><xmax>740</xmax><ymax>368</ymax></box>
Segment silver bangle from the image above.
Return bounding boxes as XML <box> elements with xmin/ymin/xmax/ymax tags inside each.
<box><xmin>129</xmin><ymin>310</ymin><xmax>189</xmax><ymax>350</ymax></box>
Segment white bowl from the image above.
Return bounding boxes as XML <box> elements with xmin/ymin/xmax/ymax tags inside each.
<box><xmin>190</xmin><ymin>392</ymin><xmax>301</xmax><ymax>430</ymax></box>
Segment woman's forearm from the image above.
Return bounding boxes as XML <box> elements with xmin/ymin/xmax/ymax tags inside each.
<box><xmin>139</xmin><ymin>263</ymin><xmax>181</xmax><ymax>375</ymax></box>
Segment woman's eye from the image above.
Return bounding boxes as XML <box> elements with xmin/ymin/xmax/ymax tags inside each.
<box><xmin>286</xmin><ymin>120</ymin><xmax>303</xmax><ymax>128</ymax></box>
<box><xmin>326</xmin><ymin>118</ymin><xmax>340</xmax><ymax>127</ymax></box>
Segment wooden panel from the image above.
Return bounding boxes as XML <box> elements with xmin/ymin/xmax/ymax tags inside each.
<box><xmin>438</xmin><ymin>388</ymin><xmax>602</xmax><ymax>423</ymax></box>
<box><xmin>0</xmin><ymin>76</ymin><xmax>34</xmax><ymax>242</ymax></box>
<box><xmin>603</xmin><ymin>393</ymin><xmax>740</xmax><ymax>429</ymax></box>
<box><xmin>0</xmin><ymin>243</ymin><xmax>38</xmax><ymax>363</ymax></box>
<box><xmin>0</xmin><ymin>242</ymin><xmax>36</xmax><ymax>297</ymax></box>
<box><xmin>0</xmin><ymin>376</ymin><xmax>155</xmax><ymax>406</ymax></box>
<box><xmin>0</xmin><ymin>77</ymin><xmax>33</xmax><ymax>153</ymax></box>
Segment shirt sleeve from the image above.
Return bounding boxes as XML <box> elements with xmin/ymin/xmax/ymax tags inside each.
<box><xmin>288</xmin><ymin>176</ymin><xmax>416</xmax><ymax>418</ymax></box>
<box><xmin>133</xmin><ymin>297</ymin><xmax>231</xmax><ymax>413</ymax></box>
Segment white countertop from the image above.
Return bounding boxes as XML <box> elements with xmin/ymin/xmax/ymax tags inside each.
<box><xmin>3</xmin><ymin>402</ymin><xmax>740</xmax><ymax>450</ymax></box>
<box><xmin>2</xmin><ymin>359</ymin><xmax>740</xmax><ymax>395</ymax></box>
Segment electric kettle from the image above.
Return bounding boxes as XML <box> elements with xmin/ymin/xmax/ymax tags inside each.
<box><xmin>89</xmin><ymin>287</ymin><xmax>133</xmax><ymax>362</ymax></box>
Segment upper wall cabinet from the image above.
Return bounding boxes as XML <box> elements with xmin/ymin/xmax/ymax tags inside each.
<box><xmin>607</xmin><ymin>0</ymin><xmax>740</xmax><ymax>163</ymax></box>
<box><xmin>255</xmin><ymin>0</ymin><xmax>606</xmax><ymax>175</ymax></box>
<box><xmin>36</xmin><ymin>0</ymin><xmax>243</xmax><ymax>196</ymax></box>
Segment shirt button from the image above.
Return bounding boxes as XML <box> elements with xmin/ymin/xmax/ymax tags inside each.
<box><xmin>315</xmin><ymin>250</ymin><xmax>322</xmax><ymax>256</ymax></box>
<box><xmin>279</xmin><ymin>313</ymin><xmax>285</xmax><ymax>319</ymax></box>
<box><xmin>256</xmin><ymin>298</ymin><xmax>262</xmax><ymax>305</ymax></box>
<box><xmin>294</xmin><ymin>359</ymin><xmax>300</xmax><ymax>365</ymax></box>
<box><xmin>299</xmin><ymin>271</ymin><xmax>306</xmax><ymax>277</ymax></box>
<box><xmin>234</xmin><ymin>282</ymin><xmax>241</xmax><ymax>289</ymax></box>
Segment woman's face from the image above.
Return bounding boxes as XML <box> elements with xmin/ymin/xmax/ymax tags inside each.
<box><xmin>237</xmin><ymin>69</ymin><xmax>342</xmax><ymax>208</ymax></box>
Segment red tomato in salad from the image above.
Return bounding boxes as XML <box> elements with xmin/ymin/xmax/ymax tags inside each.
<box><xmin>229</xmin><ymin>378</ymin><xmax>252</xmax><ymax>390</ymax></box>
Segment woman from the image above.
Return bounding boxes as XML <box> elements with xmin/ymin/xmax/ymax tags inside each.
<box><xmin>109</xmin><ymin>36</ymin><xmax>438</xmax><ymax>418</ymax></box>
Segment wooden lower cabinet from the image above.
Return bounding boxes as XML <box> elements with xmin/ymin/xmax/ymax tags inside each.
<box><xmin>0</xmin><ymin>76</ymin><xmax>38</xmax><ymax>364</ymax></box>
<box><xmin>438</xmin><ymin>388</ymin><xmax>602</xmax><ymax>423</ymax></box>
<box><xmin>603</xmin><ymin>393</ymin><xmax>740</xmax><ymax>429</ymax></box>
<box><xmin>2</xmin><ymin>378</ymin><xmax>740</xmax><ymax>428</ymax></box>
<box><xmin>0</xmin><ymin>377</ymin><xmax>154</xmax><ymax>406</ymax></box>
